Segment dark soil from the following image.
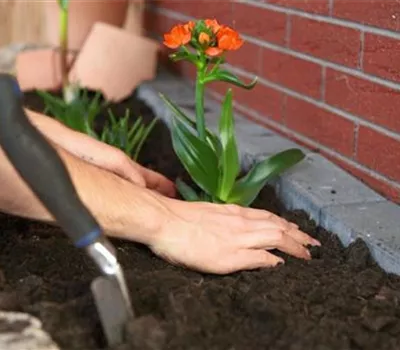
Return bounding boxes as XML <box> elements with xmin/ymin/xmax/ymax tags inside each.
<box><xmin>0</xmin><ymin>88</ymin><xmax>399</xmax><ymax>350</ymax></box>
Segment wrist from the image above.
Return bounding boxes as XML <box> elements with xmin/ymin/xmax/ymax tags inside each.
<box><xmin>99</xmin><ymin>183</ymin><xmax>170</xmax><ymax>246</ymax></box>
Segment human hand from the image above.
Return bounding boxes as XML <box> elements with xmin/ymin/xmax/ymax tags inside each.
<box><xmin>26</xmin><ymin>109</ymin><xmax>176</xmax><ymax>197</ymax></box>
<box><xmin>149</xmin><ymin>199</ymin><xmax>321</xmax><ymax>274</ymax></box>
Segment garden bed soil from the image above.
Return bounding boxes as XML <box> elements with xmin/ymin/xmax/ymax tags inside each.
<box><xmin>0</xmin><ymin>89</ymin><xmax>398</xmax><ymax>350</ymax></box>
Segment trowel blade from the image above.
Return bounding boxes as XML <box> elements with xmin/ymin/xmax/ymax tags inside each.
<box><xmin>91</xmin><ymin>275</ymin><xmax>134</xmax><ymax>347</ymax></box>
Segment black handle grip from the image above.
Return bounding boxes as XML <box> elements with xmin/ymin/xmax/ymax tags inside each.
<box><xmin>0</xmin><ymin>74</ymin><xmax>101</xmax><ymax>248</ymax></box>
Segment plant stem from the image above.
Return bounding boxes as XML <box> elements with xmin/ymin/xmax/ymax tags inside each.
<box><xmin>195</xmin><ymin>62</ymin><xmax>206</xmax><ymax>141</ymax></box>
<box><xmin>59</xmin><ymin>5</ymin><xmax>71</xmax><ymax>103</ymax></box>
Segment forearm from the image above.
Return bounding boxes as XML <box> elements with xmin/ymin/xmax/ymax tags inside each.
<box><xmin>0</xmin><ymin>140</ymin><xmax>167</xmax><ymax>245</ymax></box>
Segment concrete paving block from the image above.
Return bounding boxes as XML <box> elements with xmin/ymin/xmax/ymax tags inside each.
<box><xmin>275</xmin><ymin>153</ymin><xmax>386</xmax><ymax>224</ymax></box>
<box><xmin>149</xmin><ymin>79</ymin><xmax>195</xmax><ymax>106</ymax></box>
<box><xmin>321</xmin><ymin>201</ymin><xmax>400</xmax><ymax>275</ymax></box>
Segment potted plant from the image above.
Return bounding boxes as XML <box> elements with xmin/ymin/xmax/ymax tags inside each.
<box><xmin>43</xmin><ymin>0</ymin><xmax>130</xmax><ymax>51</ymax></box>
<box><xmin>159</xmin><ymin>19</ymin><xmax>305</xmax><ymax>205</ymax></box>
<box><xmin>15</xmin><ymin>0</ymin><xmax>158</xmax><ymax>102</ymax></box>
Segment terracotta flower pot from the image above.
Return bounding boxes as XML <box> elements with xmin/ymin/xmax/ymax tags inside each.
<box><xmin>123</xmin><ymin>0</ymin><xmax>145</xmax><ymax>36</ymax></box>
<box><xmin>69</xmin><ymin>22</ymin><xmax>159</xmax><ymax>102</ymax></box>
<box><xmin>43</xmin><ymin>0</ymin><xmax>129</xmax><ymax>51</ymax></box>
<box><xmin>15</xmin><ymin>48</ymin><xmax>76</xmax><ymax>92</ymax></box>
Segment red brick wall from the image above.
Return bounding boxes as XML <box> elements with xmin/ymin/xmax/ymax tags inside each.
<box><xmin>143</xmin><ymin>0</ymin><xmax>400</xmax><ymax>203</ymax></box>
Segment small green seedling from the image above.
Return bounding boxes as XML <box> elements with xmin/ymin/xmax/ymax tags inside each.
<box><xmin>101</xmin><ymin>109</ymin><xmax>159</xmax><ymax>161</ymax></box>
<box><xmin>37</xmin><ymin>87</ymin><xmax>157</xmax><ymax>160</ymax></box>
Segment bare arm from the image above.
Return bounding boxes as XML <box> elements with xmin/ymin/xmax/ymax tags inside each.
<box><xmin>0</xmin><ymin>137</ymin><xmax>167</xmax><ymax>245</ymax></box>
<box><xmin>25</xmin><ymin>108</ymin><xmax>176</xmax><ymax>197</ymax></box>
<box><xmin>0</xmin><ymin>109</ymin><xmax>320</xmax><ymax>274</ymax></box>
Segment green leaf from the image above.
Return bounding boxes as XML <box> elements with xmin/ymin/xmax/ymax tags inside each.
<box><xmin>57</xmin><ymin>0</ymin><xmax>69</xmax><ymax>10</ymax></box>
<box><xmin>86</xmin><ymin>90</ymin><xmax>104</xmax><ymax>127</ymax></box>
<box><xmin>159</xmin><ymin>93</ymin><xmax>221</xmax><ymax>155</ymax></box>
<box><xmin>217</xmin><ymin>89</ymin><xmax>240</xmax><ymax>201</ymax></box>
<box><xmin>132</xmin><ymin>117</ymin><xmax>158</xmax><ymax>161</ymax></box>
<box><xmin>227</xmin><ymin>148</ymin><xmax>305</xmax><ymax>206</ymax></box>
<box><xmin>171</xmin><ymin>115</ymin><xmax>219</xmax><ymax>195</ymax></box>
<box><xmin>203</xmin><ymin>70</ymin><xmax>258</xmax><ymax>90</ymax></box>
<box><xmin>176</xmin><ymin>178</ymin><xmax>199</xmax><ymax>201</ymax></box>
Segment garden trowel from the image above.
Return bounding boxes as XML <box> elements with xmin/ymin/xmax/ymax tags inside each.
<box><xmin>0</xmin><ymin>73</ymin><xmax>134</xmax><ymax>347</ymax></box>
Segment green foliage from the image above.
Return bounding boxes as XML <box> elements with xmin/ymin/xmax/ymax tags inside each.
<box><xmin>37</xmin><ymin>89</ymin><xmax>103</xmax><ymax>137</ymax></box>
<box><xmin>162</xmin><ymin>18</ymin><xmax>305</xmax><ymax>206</ymax></box>
<box><xmin>37</xmin><ymin>88</ymin><xmax>157</xmax><ymax>160</ymax></box>
<box><xmin>161</xmin><ymin>86</ymin><xmax>305</xmax><ymax>206</ymax></box>
<box><xmin>100</xmin><ymin>109</ymin><xmax>159</xmax><ymax>161</ymax></box>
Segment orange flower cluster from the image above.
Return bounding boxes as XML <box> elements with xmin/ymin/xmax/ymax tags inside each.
<box><xmin>163</xmin><ymin>19</ymin><xmax>243</xmax><ymax>56</ymax></box>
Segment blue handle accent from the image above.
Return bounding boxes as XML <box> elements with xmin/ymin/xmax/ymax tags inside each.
<box><xmin>75</xmin><ymin>227</ymin><xmax>102</xmax><ymax>248</ymax></box>
<box><xmin>11</xmin><ymin>79</ymin><xmax>23</xmax><ymax>97</ymax></box>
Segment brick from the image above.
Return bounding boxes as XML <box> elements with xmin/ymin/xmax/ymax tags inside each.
<box><xmin>242</xmin><ymin>110</ymin><xmax>400</xmax><ymax>202</ymax></box>
<box><xmin>357</xmin><ymin>125</ymin><xmax>400</xmax><ymax>182</ymax></box>
<box><xmin>232</xmin><ymin>2</ymin><xmax>287</xmax><ymax>45</ymax></box>
<box><xmin>153</xmin><ymin>0</ymin><xmax>233</xmax><ymax>25</ymax></box>
<box><xmin>143</xmin><ymin>9</ymin><xmax>174</xmax><ymax>36</ymax></box>
<box><xmin>240</xmin><ymin>108</ymin><xmax>400</xmax><ymax>202</ymax></box>
<box><xmin>290</xmin><ymin>16</ymin><xmax>361</xmax><ymax>68</ymax></box>
<box><xmin>268</xmin><ymin>0</ymin><xmax>330</xmax><ymax>14</ymax></box>
<box><xmin>363</xmin><ymin>33</ymin><xmax>400</xmax><ymax>84</ymax></box>
<box><xmin>209</xmin><ymin>78</ymin><xmax>285</xmax><ymax>123</ymax></box>
<box><xmin>325</xmin><ymin>69</ymin><xmax>400</xmax><ymax>133</ymax></box>
<box><xmin>333</xmin><ymin>0</ymin><xmax>400</xmax><ymax>32</ymax></box>
<box><xmin>261</xmin><ymin>47</ymin><xmax>323</xmax><ymax>98</ymax></box>
<box><xmin>226</xmin><ymin>41</ymin><xmax>262</xmax><ymax>75</ymax></box>
<box><xmin>285</xmin><ymin>96</ymin><xmax>355</xmax><ymax>156</ymax></box>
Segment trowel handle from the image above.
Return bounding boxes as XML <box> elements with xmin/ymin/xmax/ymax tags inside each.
<box><xmin>0</xmin><ymin>73</ymin><xmax>101</xmax><ymax>248</ymax></box>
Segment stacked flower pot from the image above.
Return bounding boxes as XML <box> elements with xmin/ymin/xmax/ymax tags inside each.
<box><xmin>15</xmin><ymin>0</ymin><xmax>159</xmax><ymax>102</ymax></box>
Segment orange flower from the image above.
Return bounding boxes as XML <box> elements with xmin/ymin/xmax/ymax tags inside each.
<box><xmin>216</xmin><ymin>26</ymin><xmax>243</xmax><ymax>51</ymax></box>
<box><xmin>199</xmin><ymin>32</ymin><xmax>210</xmax><ymax>45</ymax></box>
<box><xmin>184</xmin><ymin>21</ymin><xmax>195</xmax><ymax>31</ymax></box>
<box><xmin>204</xmin><ymin>19</ymin><xmax>221</xmax><ymax>33</ymax></box>
<box><xmin>205</xmin><ymin>47</ymin><xmax>223</xmax><ymax>57</ymax></box>
<box><xmin>163</xmin><ymin>24</ymin><xmax>192</xmax><ymax>49</ymax></box>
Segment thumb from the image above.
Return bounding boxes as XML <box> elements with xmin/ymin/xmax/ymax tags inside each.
<box><xmin>135</xmin><ymin>166</ymin><xmax>177</xmax><ymax>198</ymax></box>
<box><xmin>114</xmin><ymin>161</ymin><xmax>147</xmax><ymax>188</ymax></box>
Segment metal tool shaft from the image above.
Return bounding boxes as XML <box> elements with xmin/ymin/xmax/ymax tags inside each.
<box><xmin>85</xmin><ymin>236</ymin><xmax>134</xmax><ymax>316</ymax></box>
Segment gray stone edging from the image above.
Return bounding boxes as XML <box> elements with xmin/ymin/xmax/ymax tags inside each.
<box><xmin>0</xmin><ymin>311</ymin><xmax>60</xmax><ymax>350</ymax></box>
<box><xmin>137</xmin><ymin>70</ymin><xmax>400</xmax><ymax>276</ymax></box>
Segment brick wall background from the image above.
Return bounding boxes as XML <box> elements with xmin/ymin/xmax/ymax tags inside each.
<box><xmin>143</xmin><ymin>0</ymin><xmax>400</xmax><ymax>203</ymax></box>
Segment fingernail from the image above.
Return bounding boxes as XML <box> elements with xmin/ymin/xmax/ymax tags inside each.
<box><xmin>312</xmin><ymin>239</ymin><xmax>321</xmax><ymax>246</ymax></box>
<box><xmin>305</xmin><ymin>249</ymin><xmax>312</xmax><ymax>259</ymax></box>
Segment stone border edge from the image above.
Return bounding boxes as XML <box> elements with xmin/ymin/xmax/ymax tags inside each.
<box><xmin>137</xmin><ymin>71</ymin><xmax>400</xmax><ymax>276</ymax></box>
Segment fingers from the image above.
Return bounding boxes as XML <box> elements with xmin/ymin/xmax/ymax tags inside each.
<box><xmin>138</xmin><ymin>167</ymin><xmax>177</xmax><ymax>198</ymax></box>
<box><xmin>286</xmin><ymin>226</ymin><xmax>321</xmax><ymax>247</ymax></box>
<box><xmin>238</xmin><ymin>229</ymin><xmax>311</xmax><ymax>260</ymax></box>
<box><xmin>112</xmin><ymin>157</ymin><xmax>147</xmax><ymax>187</ymax></box>
<box><xmin>223</xmin><ymin>250</ymin><xmax>284</xmax><ymax>273</ymax></box>
<box><xmin>224</xmin><ymin>204</ymin><xmax>320</xmax><ymax>247</ymax></box>
<box><xmin>224</xmin><ymin>204</ymin><xmax>298</xmax><ymax>230</ymax></box>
